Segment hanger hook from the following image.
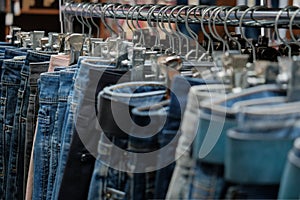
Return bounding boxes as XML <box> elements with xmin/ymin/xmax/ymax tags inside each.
<box><xmin>89</xmin><ymin>4</ymin><xmax>100</xmax><ymax>38</ymax></box>
<box><xmin>125</xmin><ymin>5</ymin><xmax>136</xmax><ymax>39</ymax></box>
<box><xmin>147</xmin><ymin>5</ymin><xmax>163</xmax><ymax>48</ymax></box>
<box><xmin>200</xmin><ymin>6</ymin><xmax>217</xmax><ymax>56</ymax></box>
<box><xmin>224</xmin><ymin>5</ymin><xmax>248</xmax><ymax>53</ymax></box>
<box><xmin>168</xmin><ymin>5</ymin><xmax>184</xmax><ymax>55</ymax></box>
<box><xmin>161</xmin><ymin>5</ymin><xmax>177</xmax><ymax>53</ymax></box>
<box><xmin>213</xmin><ymin>6</ymin><xmax>232</xmax><ymax>52</ymax></box>
<box><xmin>100</xmin><ymin>3</ymin><xmax>118</xmax><ymax>38</ymax></box>
<box><xmin>114</xmin><ymin>4</ymin><xmax>126</xmax><ymax>39</ymax></box>
<box><xmin>175</xmin><ymin>5</ymin><xmax>190</xmax><ymax>54</ymax></box>
<box><xmin>289</xmin><ymin>8</ymin><xmax>300</xmax><ymax>46</ymax></box>
<box><xmin>157</xmin><ymin>5</ymin><xmax>173</xmax><ymax>52</ymax></box>
<box><xmin>239</xmin><ymin>6</ymin><xmax>257</xmax><ymax>62</ymax></box>
<box><xmin>275</xmin><ymin>6</ymin><xmax>298</xmax><ymax>58</ymax></box>
<box><xmin>81</xmin><ymin>3</ymin><xmax>92</xmax><ymax>37</ymax></box>
<box><xmin>76</xmin><ymin>3</ymin><xmax>85</xmax><ymax>34</ymax></box>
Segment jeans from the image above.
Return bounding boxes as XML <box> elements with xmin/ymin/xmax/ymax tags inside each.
<box><xmin>191</xmin><ymin>84</ymin><xmax>286</xmax><ymax>199</ymax></box>
<box><xmin>128</xmin><ymin>100</ymin><xmax>169</xmax><ymax>200</ymax></box>
<box><xmin>9</xmin><ymin>50</ymin><xmax>51</xmax><ymax>200</ymax></box>
<box><xmin>225</xmin><ymin>100</ymin><xmax>300</xmax><ymax>198</ymax></box>
<box><xmin>166</xmin><ymin>84</ymin><xmax>230</xmax><ymax>200</ymax></box>
<box><xmin>0</xmin><ymin>59</ymin><xmax>24</xmax><ymax>199</ymax></box>
<box><xmin>154</xmin><ymin>76</ymin><xmax>218</xmax><ymax>199</ymax></box>
<box><xmin>53</xmin><ymin>58</ymin><xmax>116</xmax><ymax>200</ymax></box>
<box><xmin>24</xmin><ymin>61</ymin><xmax>49</xmax><ymax>195</ymax></box>
<box><xmin>88</xmin><ymin>81</ymin><xmax>166</xmax><ymax>200</ymax></box>
<box><xmin>46</xmin><ymin>69</ymin><xmax>75</xmax><ymax>200</ymax></box>
<box><xmin>33</xmin><ymin>72</ymin><xmax>60</xmax><ymax>200</ymax></box>
<box><xmin>278</xmin><ymin>138</ymin><xmax>300</xmax><ymax>199</ymax></box>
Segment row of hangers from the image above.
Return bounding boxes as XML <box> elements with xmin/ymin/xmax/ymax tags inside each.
<box><xmin>60</xmin><ymin>2</ymin><xmax>300</xmax><ymax>61</ymax></box>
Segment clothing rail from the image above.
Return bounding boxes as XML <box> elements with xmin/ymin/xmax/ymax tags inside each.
<box><xmin>61</xmin><ymin>3</ymin><xmax>300</xmax><ymax>28</ymax></box>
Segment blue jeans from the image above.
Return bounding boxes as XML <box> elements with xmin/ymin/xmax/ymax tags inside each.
<box><xmin>191</xmin><ymin>84</ymin><xmax>286</xmax><ymax>199</ymax></box>
<box><xmin>0</xmin><ymin>59</ymin><xmax>24</xmax><ymax>199</ymax></box>
<box><xmin>32</xmin><ymin>72</ymin><xmax>60</xmax><ymax>200</ymax></box>
<box><xmin>9</xmin><ymin>50</ymin><xmax>51</xmax><ymax>200</ymax></box>
<box><xmin>128</xmin><ymin>101</ymin><xmax>169</xmax><ymax>200</ymax></box>
<box><xmin>58</xmin><ymin>67</ymin><xmax>131</xmax><ymax>200</ymax></box>
<box><xmin>24</xmin><ymin>61</ymin><xmax>50</xmax><ymax>196</ymax></box>
<box><xmin>225</xmin><ymin>99</ymin><xmax>300</xmax><ymax>198</ymax></box>
<box><xmin>46</xmin><ymin>69</ymin><xmax>75</xmax><ymax>200</ymax></box>
<box><xmin>53</xmin><ymin>58</ymin><xmax>116</xmax><ymax>200</ymax></box>
<box><xmin>278</xmin><ymin>138</ymin><xmax>300</xmax><ymax>199</ymax></box>
<box><xmin>166</xmin><ymin>84</ymin><xmax>231</xmax><ymax>200</ymax></box>
<box><xmin>154</xmin><ymin>76</ymin><xmax>217</xmax><ymax>199</ymax></box>
<box><xmin>88</xmin><ymin>81</ymin><xmax>166</xmax><ymax>200</ymax></box>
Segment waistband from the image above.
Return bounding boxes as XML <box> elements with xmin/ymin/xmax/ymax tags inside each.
<box><xmin>25</xmin><ymin>50</ymin><xmax>52</xmax><ymax>65</ymax></box>
<box><xmin>4</xmin><ymin>48</ymin><xmax>28</xmax><ymax>59</ymax></box>
<box><xmin>1</xmin><ymin>59</ymin><xmax>24</xmax><ymax>84</ymax></box>
<box><xmin>200</xmin><ymin>84</ymin><xmax>287</xmax><ymax>118</ymax></box>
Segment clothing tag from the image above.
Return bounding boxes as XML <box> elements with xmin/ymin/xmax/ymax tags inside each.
<box><xmin>5</xmin><ymin>13</ymin><xmax>14</xmax><ymax>26</ymax></box>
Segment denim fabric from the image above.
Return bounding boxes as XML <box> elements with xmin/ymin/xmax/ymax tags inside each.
<box><xmin>194</xmin><ymin>84</ymin><xmax>287</xmax><ymax>164</ymax></box>
<box><xmin>7</xmin><ymin>51</ymin><xmax>51</xmax><ymax>200</ymax></box>
<box><xmin>58</xmin><ymin>61</ymin><xmax>131</xmax><ymax>200</ymax></box>
<box><xmin>278</xmin><ymin>138</ymin><xmax>300</xmax><ymax>199</ymax></box>
<box><xmin>32</xmin><ymin>72</ymin><xmax>60</xmax><ymax>200</ymax></box>
<box><xmin>224</xmin><ymin>100</ymin><xmax>300</xmax><ymax>198</ymax></box>
<box><xmin>51</xmin><ymin>68</ymin><xmax>78</xmax><ymax>200</ymax></box>
<box><xmin>24</xmin><ymin>62</ymin><xmax>49</xmax><ymax>195</ymax></box>
<box><xmin>166</xmin><ymin>84</ymin><xmax>230</xmax><ymax>200</ymax></box>
<box><xmin>46</xmin><ymin>70</ymin><xmax>75</xmax><ymax>200</ymax></box>
<box><xmin>0</xmin><ymin>59</ymin><xmax>23</xmax><ymax>199</ymax></box>
<box><xmin>189</xmin><ymin>85</ymin><xmax>286</xmax><ymax>199</ymax></box>
<box><xmin>4</xmin><ymin>48</ymin><xmax>28</xmax><ymax>59</ymax></box>
<box><xmin>88</xmin><ymin>81</ymin><xmax>166</xmax><ymax>200</ymax></box>
<box><xmin>154</xmin><ymin>76</ymin><xmax>218</xmax><ymax>199</ymax></box>
<box><xmin>127</xmin><ymin>101</ymin><xmax>169</xmax><ymax>200</ymax></box>
<box><xmin>53</xmin><ymin>59</ymin><xmax>116</xmax><ymax>200</ymax></box>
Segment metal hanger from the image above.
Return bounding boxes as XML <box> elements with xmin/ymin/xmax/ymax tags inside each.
<box><xmin>161</xmin><ymin>5</ymin><xmax>177</xmax><ymax>54</ymax></box>
<box><xmin>185</xmin><ymin>5</ymin><xmax>206</xmax><ymax>60</ymax></box>
<box><xmin>239</xmin><ymin>6</ymin><xmax>257</xmax><ymax>62</ymax></box>
<box><xmin>200</xmin><ymin>6</ymin><xmax>217</xmax><ymax>57</ymax></box>
<box><xmin>168</xmin><ymin>5</ymin><xmax>185</xmax><ymax>55</ymax></box>
<box><xmin>75</xmin><ymin>3</ymin><xmax>85</xmax><ymax>34</ymax></box>
<box><xmin>213</xmin><ymin>6</ymin><xmax>232</xmax><ymax>52</ymax></box>
<box><xmin>223</xmin><ymin>5</ymin><xmax>248</xmax><ymax>53</ymax></box>
<box><xmin>156</xmin><ymin>5</ymin><xmax>173</xmax><ymax>53</ymax></box>
<box><xmin>175</xmin><ymin>5</ymin><xmax>192</xmax><ymax>55</ymax></box>
<box><xmin>289</xmin><ymin>7</ymin><xmax>300</xmax><ymax>47</ymax></box>
<box><xmin>275</xmin><ymin>6</ymin><xmax>298</xmax><ymax>58</ymax></box>
<box><xmin>89</xmin><ymin>4</ymin><xmax>100</xmax><ymax>38</ymax></box>
<box><xmin>81</xmin><ymin>3</ymin><xmax>92</xmax><ymax>37</ymax></box>
<box><xmin>125</xmin><ymin>5</ymin><xmax>137</xmax><ymax>41</ymax></box>
<box><xmin>147</xmin><ymin>5</ymin><xmax>164</xmax><ymax>51</ymax></box>
<box><xmin>99</xmin><ymin>3</ymin><xmax>118</xmax><ymax>38</ymax></box>
<box><xmin>114</xmin><ymin>4</ymin><xmax>127</xmax><ymax>39</ymax></box>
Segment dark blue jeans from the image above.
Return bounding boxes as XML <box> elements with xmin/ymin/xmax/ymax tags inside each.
<box><xmin>88</xmin><ymin>81</ymin><xmax>166</xmax><ymax>200</ymax></box>
<box><xmin>32</xmin><ymin>72</ymin><xmax>60</xmax><ymax>200</ymax></box>
<box><xmin>127</xmin><ymin>100</ymin><xmax>170</xmax><ymax>200</ymax></box>
<box><xmin>58</xmin><ymin>61</ymin><xmax>131</xmax><ymax>200</ymax></box>
<box><xmin>0</xmin><ymin>59</ymin><xmax>23</xmax><ymax>199</ymax></box>
<box><xmin>9</xmin><ymin>50</ymin><xmax>51</xmax><ymax>200</ymax></box>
